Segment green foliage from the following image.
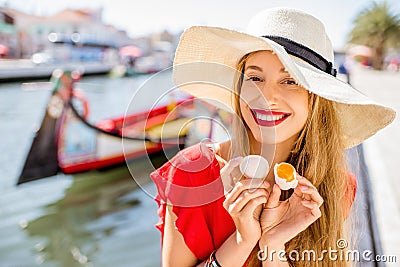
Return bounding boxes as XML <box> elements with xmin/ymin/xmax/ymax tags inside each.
<box><xmin>348</xmin><ymin>1</ymin><xmax>400</xmax><ymax>69</ymax></box>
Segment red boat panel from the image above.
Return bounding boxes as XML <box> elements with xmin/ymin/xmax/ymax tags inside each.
<box><xmin>60</xmin><ymin>144</ymin><xmax>167</xmax><ymax>174</ymax></box>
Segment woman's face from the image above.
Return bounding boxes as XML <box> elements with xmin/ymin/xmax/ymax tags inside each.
<box><xmin>239</xmin><ymin>50</ymin><xmax>309</xmax><ymax>145</ymax></box>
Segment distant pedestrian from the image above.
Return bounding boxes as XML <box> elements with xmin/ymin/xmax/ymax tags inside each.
<box><xmin>339</xmin><ymin>62</ymin><xmax>351</xmax><ymax>84</ymax></box>
<box><xmin>387</xmin><ymin>58</ymin><xmax>399</xmax><ymax>72</ymax></box>
<box><xmin>0</xmin><ymin>44</ymin><xmax>8</xmax><ymax>58</ymax></box>
<box><xmin>150</xmin><ymin>7</ymin><xmax>396</xmax><ymax>267</ymax></box>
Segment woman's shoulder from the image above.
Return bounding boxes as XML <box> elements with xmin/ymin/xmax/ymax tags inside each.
<box><xmin>150</xmin><ymin>142</ymin><xmax>226</xmax><ymax>207</ymax></box>
<box><xmin>164</xmin><ymin>142</ymin><xmax>217</xmax><ymax>171</ymax></box>
<box><xmin>150</xmin><ymin>142</ymin><xmax>222</xmax><ymax>185</ymax></box>
<box><xmin>176</xmin><ymin>141</ymin><xmax>230</xmax><ymax>162</ymax></box>
<box><xmin>161</xmin><ymin>141</ymin><xmax>230</xmax><ymax>170</ymax></box>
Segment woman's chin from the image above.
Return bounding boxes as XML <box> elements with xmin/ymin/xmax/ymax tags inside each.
<box><xmin>252</xmin><ymin>133</ymin><xmax>277</xmax><ymax>145</ymax></box>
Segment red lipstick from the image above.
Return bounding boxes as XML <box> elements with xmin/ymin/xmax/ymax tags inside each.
<box><xmin>250</xmin><ymin>109</ymin><xmax>290</xmax><ymax>127</ymax></box>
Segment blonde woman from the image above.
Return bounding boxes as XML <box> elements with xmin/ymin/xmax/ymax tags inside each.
<box><xmin>150</xmin><ymin>7</ymin><xmax>396</xmax><ymax>267</ymax></box>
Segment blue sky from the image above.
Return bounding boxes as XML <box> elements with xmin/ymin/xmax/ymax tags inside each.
<box><xmin>2</xmin><ymin>0</ymin><xmax>400</xmax><ymax>49</ymax></box>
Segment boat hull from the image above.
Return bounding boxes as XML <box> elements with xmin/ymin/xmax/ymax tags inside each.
<box><xmin>17</xmin><ymin>70</ymin><xmax>193</xmax><ymax>184</ymax></box>
<box><xmin>57</xmin><ymin>109</ymin><xmax>180</xmax><ymax>174</ymax></box>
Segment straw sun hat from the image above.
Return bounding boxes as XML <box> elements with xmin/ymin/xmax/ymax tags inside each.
<box><xmin>172</xmin><ymin>7</ymin><xmax>396</xmax><ymax>149</ymax></box>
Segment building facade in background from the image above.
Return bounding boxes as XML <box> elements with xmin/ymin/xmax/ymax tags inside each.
<box><xmin>0</xmin><ymin>7</ymin><xmax>132</xmax><ymax>62</ymax></box>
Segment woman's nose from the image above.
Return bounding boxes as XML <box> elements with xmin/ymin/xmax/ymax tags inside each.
<box><xmin>261</xmin><ymin>82</ymin><xmax>280</xmax><ymax>104</ymax></box>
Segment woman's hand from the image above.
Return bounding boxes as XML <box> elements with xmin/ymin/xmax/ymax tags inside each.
<box><xmin>221</xmin><ymin>158</ymin><xmax>270</xmax><ymax>245</ymax></box>
<box><xmin>259</xmin><ymin>174</ymin><xmax>324</xmax><ymax>248</ymax></box>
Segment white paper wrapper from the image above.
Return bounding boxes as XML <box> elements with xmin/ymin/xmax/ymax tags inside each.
<box><xmin>274</xmin><ymin>163</ymin><xmax>298</xmax><ymax>190</ymax></box>
<box><xmin>239</xmin><ymin>155</ymin><xmax>269</xmax><ymax>179</ymax></box>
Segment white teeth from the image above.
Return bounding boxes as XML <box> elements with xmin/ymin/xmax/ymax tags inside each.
<box><xmin>255</xmin><ymin>113</ymin><xmax>285</xmax><ymax>121</ymax></box>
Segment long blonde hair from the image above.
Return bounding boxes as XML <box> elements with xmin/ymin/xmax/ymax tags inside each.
<box><xmin>231</xmin><ymin>52</ymin><xmax>352</xmax><ymax>267</ymax></box>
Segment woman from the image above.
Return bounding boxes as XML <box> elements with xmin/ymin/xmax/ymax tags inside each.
<box><xmin>150</xmin><ymin>7</ymin><xmax>395</xmax><ymax>267</ymax></box>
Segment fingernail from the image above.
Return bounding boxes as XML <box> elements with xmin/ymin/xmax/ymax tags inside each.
<box><xmin>300</xmin><ymin>185</ymin><xmax>309</xmax><ymax>191</ymax></box>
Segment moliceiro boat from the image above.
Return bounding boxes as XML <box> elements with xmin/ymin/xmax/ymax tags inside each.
<box><xmin>17</xmin><ymin>70</ymin><xmax>197</xmax><ymax>185</ymax></box>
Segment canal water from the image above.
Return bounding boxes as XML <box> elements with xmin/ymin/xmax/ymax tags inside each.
<box><xmin>0</xmin><ymin>73</ymin><xmax>176</xmax><ymax>267</ymax></box>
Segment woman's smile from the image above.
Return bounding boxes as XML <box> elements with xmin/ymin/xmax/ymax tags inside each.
<box><xmin>250</xmin><ymin>109</ymin><xmax>291</xmax><ymax>127</ymax></box>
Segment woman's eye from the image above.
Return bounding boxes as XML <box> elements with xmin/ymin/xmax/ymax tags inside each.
<box><xmin>245</xmin><ymin>76</ymin><xmax>262</xmax><ymax>82</ymax></box>
<box><xmin>283</xmin><ymin>79</ymin><xmax>297</xmax><ymax>85</ymax></box>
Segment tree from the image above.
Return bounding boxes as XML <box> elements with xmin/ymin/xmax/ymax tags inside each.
<box><xmin>348</xmin><ymin>1</ymin><xmax>400</xmax><ymax>70</ymax></box>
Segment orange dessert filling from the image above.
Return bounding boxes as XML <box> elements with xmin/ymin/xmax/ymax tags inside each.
<box><xmin>276</xmin><ymin>163</ymin><xmax>295</xmax><ymax>182</ymax></box>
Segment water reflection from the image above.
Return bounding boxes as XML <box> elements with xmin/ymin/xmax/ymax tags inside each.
<box><xmin>0</xmin><ymin>74</ymin><xmax>175</xmax><ymax>267</ymax></box>
<box><xmin>23</xmin><ymin>153</ymin><xmax>167</xmax><ymax>267</ymax></box>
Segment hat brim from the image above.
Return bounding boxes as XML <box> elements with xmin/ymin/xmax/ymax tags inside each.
<box><xmin>173</xmin><ymin>26</ymin><xmax>396</xmax><ymax>148</ymax></box>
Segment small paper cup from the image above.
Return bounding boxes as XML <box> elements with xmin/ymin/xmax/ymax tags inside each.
<box><xmin>239</xmin><ymin>155</ymin><xmax>269</xmax><ymax>190</ymax></box>
<box><xmin>239</xmin><ymin>155</ymin><xmax>269</xmax><ymax>179</ymax></box>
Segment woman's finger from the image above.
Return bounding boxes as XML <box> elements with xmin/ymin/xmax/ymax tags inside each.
<box><xmin>293</xmin><ymin>174</ymin><xmax>315</xmax><ymax>201</ymax></box>
<box><xmin>224</xmin><ymin>179</ymin><xmax>270</xmax><ymax>207</ymax></box>
<box><xmin>301</xmin><ymin>200</ymin><xmax>322</xmax><ymax>218</ymax></box>
<box><xmin>220</xmin><ymin>157</ymin><xmax>243</xmax><ymax>194</ymax></box>
<box><xmin>215</xmin><ymin>154</ymin><xmax>229</xmax><ymax>169</ymax></box>
<box><xmin>220</xmin><ymin>156</ymin><xmax>242</xmax><ymax>175</ymax></box>
<box><xmin>265</xmin><ymin>184</ymin><xmax>281</xmax><ymax>209</ymax></box>
<box><xmin>229</xmin><ymin>188</ymin><xmax>269</xmax><ymax>214</ymax></box>
<box><xmin>299</xmin><ymin>185</ymin><xmax>324</xmax><ymax>207</ymax></box>
<box><xmin>297</xmin><ymin>174</ymin><xmax>316</xmax><ymax>189</ymax></box>
<box><xmin>240</xmin><ymin>195</ymin><xmax>268</xmax><ymax>217</ymax></box>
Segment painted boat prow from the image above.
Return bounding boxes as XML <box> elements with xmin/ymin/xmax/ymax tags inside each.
<box><xmin>17</xmin><ymin>107</ymin><xmax>59</xmax><ymax>184</ymax></box>
<box><xmin>17</xmin><ymin>70</ymin><xmax>78</xmax><ymax>185</ymax></box>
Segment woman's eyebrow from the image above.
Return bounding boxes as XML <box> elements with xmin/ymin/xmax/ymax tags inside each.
<box><xmin>279</xmin><ymin>66</ymin><xmax>289</xmax><ymax>73</ymax></box>
<box><xmin>244</xmin><ymin>65</ymin><xmax>263</xmax><ymax>72</ymax></box>
<box><xmin>244</xmin><ymin>66</ymin><xmax>288</xmax><ymax>73</ymax></box>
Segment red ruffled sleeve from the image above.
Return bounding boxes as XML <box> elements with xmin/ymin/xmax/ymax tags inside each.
<box><xmin>150</xmin><ymin>143</ymin><xmax>236</xmax><ymax>260</ymax></box>
<box><xmin>344</xmin><ymin>172</ymin><xmax>357</xmax><ymax>218</ymax></box>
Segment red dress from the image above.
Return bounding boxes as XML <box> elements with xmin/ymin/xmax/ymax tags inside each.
<box><xmin>150</xmin><ymin>143</ymin><xmax>357</xmax><ymax>265</ymax></box>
